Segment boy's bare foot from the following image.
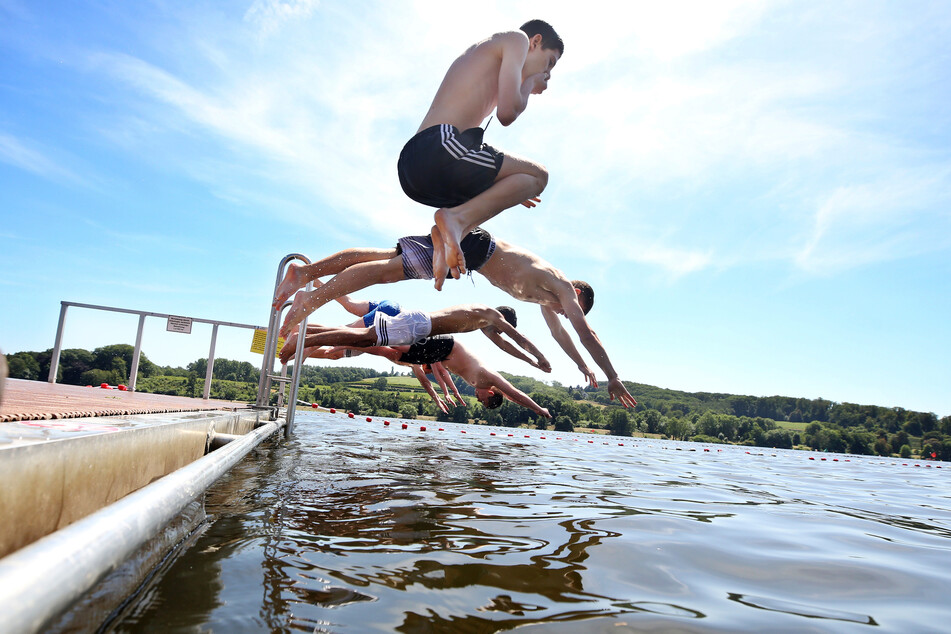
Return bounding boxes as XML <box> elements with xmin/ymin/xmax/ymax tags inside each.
<box><xmin>430</xmin><ymin>225</ymin><xmax>449</xmax><ymax>291</ymax></box>
<box><xmin>434</xmin><ymin>208</ymin><xmax>466</xmax><ymax>282</ymax></box>
<box><xmin>280</xmin><ymin>290</ymin><xmax>315</xmax><ymax>338</ymax></box>
<box><xmin>279</xmin><ymin>331</ymin><xmax>299</xmax><ymax>365</ymax></box>
<box><xmin>273</xmin><ymin>263</ymin><xmax>306</xmax><ymax>309</ymax></box>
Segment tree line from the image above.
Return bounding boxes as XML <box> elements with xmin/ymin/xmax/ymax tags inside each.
<box><xmin>7</xmin><ymin>344</ymin><xmax>949</xmax><ymax>460</ymax></box>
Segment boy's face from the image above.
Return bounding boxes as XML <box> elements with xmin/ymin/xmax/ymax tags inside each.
<box><xmin>475</xmin><ymin>387</ymin><xmax>496</xmax><ymax>406</ymax></box>
<box><xmin>524</xmin><ymin>39</ymin><xmax>561</xmax><ymax>85</ymax></box>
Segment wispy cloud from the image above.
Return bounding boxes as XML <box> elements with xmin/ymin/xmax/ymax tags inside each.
<box><xmin>0</xmin><ymin>132</ymin><xmax>84</xmax><ymax>185</ymax></box>
<box><xmin>61</xmin><ymin>1</ymin><xmax>951</xmax><ymax>278</ymax></box>
<box><xmin>796</xmin><ymin>165</ymin><xmax>951</xmax><ymax>273</ymax></box>
<box><xmin>244</xmin><ymin>0</ymin><xmax>321</xmax><ymax>38</ymax></box>
<box><xmin>78</xmin><ymin>218</ymin><xmax>206</xmax><ymax>255</ymax></box>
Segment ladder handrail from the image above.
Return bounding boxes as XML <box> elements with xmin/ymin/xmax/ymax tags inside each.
<box><xmin>257</xmin><ymin>254</ymin><xmax>312</xmax><ymax>437</ymax></box>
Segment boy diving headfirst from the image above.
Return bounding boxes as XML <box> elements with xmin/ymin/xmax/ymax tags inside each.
<box><xmin>282</xmin><ymin>303</ymin><xmax>552</xmax><ymax>418</ymax></box>
<box><xmin>399</xmin><ymin>19</ymin><xmax>563</xmax><ymax>290</ymax></box>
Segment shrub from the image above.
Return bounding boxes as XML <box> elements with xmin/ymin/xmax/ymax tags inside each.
<box><xmin>553</xmin><ymin>415</ymin><xmax>574</xmax><ymax>432</ymax></box>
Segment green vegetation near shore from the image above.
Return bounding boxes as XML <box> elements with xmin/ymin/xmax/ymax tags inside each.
<box><xmin>7</xmin><ymin>344</ymin><xmax>950</xmax><ymax>461</ymax></box>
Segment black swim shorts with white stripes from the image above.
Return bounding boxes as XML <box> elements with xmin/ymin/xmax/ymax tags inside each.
<box><xmin>396</xmin><ymin>227</ymin><xmax>496</xmax><ymax>281</ymax></box>
<box><xmin>397</xmin><ymin>124</ymin><xmax>505</xmax><ymax>208</ymax></box>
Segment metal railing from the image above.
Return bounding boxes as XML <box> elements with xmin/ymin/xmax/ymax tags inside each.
<box><xmin>257</xmin><ymin>254</ymin><xmax>312</xmax><ymax>436</ymax></box>
<box><xmin>0</xmin><ymin>414</ymin><xmax>283</xmax><ymax>634</ymax></box>
<box><xmin>48</xmin><ymin>302</ymin><xmax>264</xmax><ymax>399</ymax></box>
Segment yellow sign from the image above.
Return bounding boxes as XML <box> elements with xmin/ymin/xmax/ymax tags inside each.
<box><xmin>250</xmin><ymin>329</ymin><xmax>284</xmax><ymax>357</ymax></box>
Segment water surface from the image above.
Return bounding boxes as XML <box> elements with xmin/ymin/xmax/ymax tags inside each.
<box><xmin>118</xmin><ymin>413</ymin><xmax>951</xmax><ymax>632</ymax></box>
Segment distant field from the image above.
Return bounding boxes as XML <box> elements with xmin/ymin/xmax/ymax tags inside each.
<box><xmin>776</xmin><ymin>421</ymin><xmax>809</xmax><ymax>431</ymax></box>
<box><xmin>347</xmin><ymin>376</ymin><xmax>425</xmax><ymax>392</ymax></box>
<box><xmin>378</xmin><ymin>377</ymin><xmax>420</xmax><ymax>387</ymax></box>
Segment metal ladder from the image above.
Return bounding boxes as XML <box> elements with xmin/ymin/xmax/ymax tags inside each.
<box><xmin>256</xmin><ymin>254</ymin><xmax>313</xmax><ymax>436</ymax></box>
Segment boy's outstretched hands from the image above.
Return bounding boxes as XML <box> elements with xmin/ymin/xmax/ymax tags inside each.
<box><xmin>608</xmin><ymin>377</ymin><xmax>638</xmax><ymax>409</ymax></box>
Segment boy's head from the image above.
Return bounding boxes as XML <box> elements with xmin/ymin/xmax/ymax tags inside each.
<box><xmin>496</xmin><ymin>306</ymin><xmax>517</xmax><ymax>328</ymax></box>
<box><xmin>520</xmin><ymin>19</ymin><xmax>564</xmax><ymax>56</ymax></box>
<box><xmin>476</xmin><ymin>387</ymin><xmax>504</xmax><ymax>409</ymax></box>
<box><xmin>571</xmin><ymin>280</ymin><xmax>594</xmax><ymax>315</ymax></box>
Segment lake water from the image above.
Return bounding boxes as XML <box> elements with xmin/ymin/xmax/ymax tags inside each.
<box><xmin>117</xmin><ymin>412</ymin><xmax>951</xmax><ymax>632</ymax></box>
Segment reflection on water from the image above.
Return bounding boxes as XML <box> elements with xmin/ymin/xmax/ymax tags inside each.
<box><xmin>118</xmin><ymin>414</ymin><xmax>951</xmax><ymax>632</ymax></box>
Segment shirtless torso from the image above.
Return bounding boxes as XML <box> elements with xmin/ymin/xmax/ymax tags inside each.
<box><xmin>477</xmin><ymin>237</ymin><xmax>573</xmax><ymax>310</ymax></box>
<box><xmin>418</xmin><ymin>31</ymin><xmax>555</xmax><ymax>133</ymax></box>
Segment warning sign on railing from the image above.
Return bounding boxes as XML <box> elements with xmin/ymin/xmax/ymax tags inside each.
<box><xmin>251</xmin><ymin>329</ymin><xmax>284</xmax><ymax>357</ymax></box>
<box><xmin>166</xmin><ymin>316</ymin><xmax>193</xmax><ymax>334</ymax></box>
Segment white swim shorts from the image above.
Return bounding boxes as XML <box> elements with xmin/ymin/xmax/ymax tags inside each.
<box><xmin>374</xmin><ymin>309</ymin><xmax>433</xmax><ymax>346</ymax></box>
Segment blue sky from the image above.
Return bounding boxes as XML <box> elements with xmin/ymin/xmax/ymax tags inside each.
<box><xmin>1</xmin><ymin>0</ymin><xmax>949</xmax><ymax>416</ymax></box>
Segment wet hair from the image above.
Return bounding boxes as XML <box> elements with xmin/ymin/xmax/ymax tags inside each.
<box><xmin>572</xmin><ymin>280</ymin><xmax>594</xmax><ymax>315</ymax></box>
<box><xmin>485</xmin><ymin>389</ymin><xmax>504</xmax><ymax>409</ymax></box>
<box><xmin>520</xmin><ymin>19</ymin><xmax>564</xmax><ymax>56</ymax></box>
<box><xmin>496</xmin><ymin>306</ymin><xmax>517</xmax><ymax>328</ymax></box>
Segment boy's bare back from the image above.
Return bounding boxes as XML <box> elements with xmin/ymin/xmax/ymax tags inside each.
<box><xmin>477</xmin><ymin>238</ymin><xmax>571</xmax><ymax>308</ymax></box>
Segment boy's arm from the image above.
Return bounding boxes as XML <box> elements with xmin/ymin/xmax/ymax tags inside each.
<box><xmin>483</xmin><ymin>369</ymin><xmax>551</xmax><ymax>418</ymax></box>
<box><xmin>432</xmin><ymin>362</ymin><xmax>466</xmax><ymax>407</ymax></box>
<box><xmin>554</xmin><ymin>291</ymin><xmax>638</xmax><ymax>409</ymax></box>
<box><xmin>540</xmin><ymin>306</ymin><xmax>598</xmax><ymax>387</ymax></box>
<box><xmin>300</xmin><ymin>346</ymin><xmax>347</xmax><ymax>361</ymax></box>
<box><xmin>496</xmin><ymin>32</ymin><xmax>545</xmax><ymax>126</ymax></box>
<box><xmin>327</xmin><ymin>345</ymin><xmax>403</xmax><ymax>364</ymax></box>
<box><xmin>411</xmin><ymin>365</ymin><xmax>449</xmax><ymax>414</ymax></box>
<box><xmin>481</xmin><ymin>328</ymin><xmax>551</xmax><ymax>372</ymax></box>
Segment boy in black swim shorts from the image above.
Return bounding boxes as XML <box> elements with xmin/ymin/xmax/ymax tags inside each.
<box><xmin>398</xmin><ymin>19</ymin><xmax>564</xmax><ymax>290</ymax></box>
<box><xmin>397</xmin><ymin>227</ymin><xmax>496</xmax><ymax>280</ymax></box>
<box><xmin>275</xmin><ymin>227</ymin><xmax>497</xmax><ymax>338</ymax></box>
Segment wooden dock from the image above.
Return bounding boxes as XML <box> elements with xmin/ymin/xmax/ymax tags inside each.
<box><xmin>0</xmin><ymin>378</ymin><xmax>251</xmax><ymax>423</ymax></box>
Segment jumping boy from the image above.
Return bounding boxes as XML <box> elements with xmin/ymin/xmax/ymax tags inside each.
<box><xmin>399</xmin><ymin>19</ymin><xmax>563</xmax><ymax>289</ymax></box>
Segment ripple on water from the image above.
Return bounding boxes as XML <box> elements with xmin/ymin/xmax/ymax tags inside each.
<box><xmin>119</xmin><ymin>415</ymin><xmax>951</xmax><ymax>632</ymax></box>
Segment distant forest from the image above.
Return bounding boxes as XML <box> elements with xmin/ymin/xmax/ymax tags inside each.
<box><xmin>7</xmin><ymin>344</ymin><xmax>951</xmax><ymax>461</ymax></box>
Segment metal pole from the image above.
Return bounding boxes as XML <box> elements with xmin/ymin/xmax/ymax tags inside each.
<box><xmin>203</xmin><ymin>324</ymin><xmax>218</xmax><ymax>400</ymax></box>
<box><xmin>256</xmin><ymin>309</ymin><xmax>281</xmax><ymax>407</ymax></box>
<box><xmin>128</xmin><ymin>314</ymin><xmax>146</xmax><ymax>391</ymax></box>
<box><xmin>285</xmin><ymin>289</ymin><xmax>310</xmax><ymax>436</ymax></box>
<box><xmin>276</xmin><ymin>364</ymin><xmax>288</xmax><ymax>409</ymax></box>
<box><xmin>0</xmin><ymin>415</ymin><xmax>282</xmax><ymax>634</ymax></box>
<box><xmin>47</xmin><ymin>303</ymin><xmax>69</xmax><ymax>384</ymax></box>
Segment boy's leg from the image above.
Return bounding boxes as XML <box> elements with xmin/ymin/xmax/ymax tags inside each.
<box><xmin>279</xmin><ymin>256</ymin><xmax>406</xmax><ymax>337</ymax></box>
<box><xmin>273</xmin><ymin>247</ymin><xmax>397</xmax><ymax>308</ymax></box>
<box><xmin>280</xmin><ymin>324</ymin><xmax>339</xmax><ymax>364</ymax></box>
<box><xmin>433</xmin><ymin>154</ymin><xmax>548</xmax><ymax>288</ymax></box>
<box><xmin>303</xmin><ymin>325</ymin><xmax>377</xmax><ymax>348</ymax></box>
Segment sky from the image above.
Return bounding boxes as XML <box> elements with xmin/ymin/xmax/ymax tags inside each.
<box><xmin>1</xmin><ymin>0</ymin><xmax>949</xmax><ymax>416</ymax></box>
